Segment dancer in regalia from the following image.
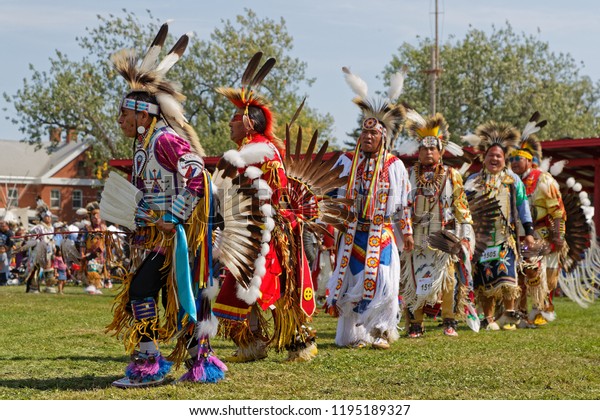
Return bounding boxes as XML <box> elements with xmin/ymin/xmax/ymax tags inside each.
<box><xmin>462</xmin><ymin>121</ymin><xmax>535</xmax><ymax>331</ymax></box>
<box><xmin>398</xmin><ymin>108</ymin><xmax>474</xmax><ymax>338</ymax></box>
<box><xmin>326</xmin><ymin>67</ymin><xmax>413</xmax><ymax>349</ymax></box>
<box><xmin>103</xmin><ymin>22</ymin><xmax>225</xmax><ymax>387</ymax></box>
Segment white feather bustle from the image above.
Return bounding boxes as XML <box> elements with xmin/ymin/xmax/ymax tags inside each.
<box><xmin>260</xmin><ymin>203</ymin><xmax>274</xmax><ymax>217</ymax></box>
<box><xmin>261</xmin><ymin>243</ymin><xmax>270</xmax><ymax>256</ymax></box>
<box><xmin>549</xmin><ymin>160</ymin><xmax>567</xmax><ymax>176</ymax></box>
<box><xmin>254</xmin><ymin>255</ymin><xmax>267</xmax><ymax>278</ymax></box>
<box><xmin>261</xmin><ymin>230</ymin><xmax>272</xmax><ymax>243</ymax></box>
<box><xmin>395</xmin><ymin>140</ymin><xmax>419</xmax><ymax>156</ymax></box>
<box><xmin>581</xmin><ymin>198</ymin><xmax>592</xmax><ymax>207</ymax></box>
<box><xmin>445</xmin><ymin>141</ymin><xmax>465</xmax><ymax>157</ymax></box>
<box><xmin>254</xmin><ymin>180</ymin><xmax>273</xmax><ymax>200</ymax></box>
<box><xmin>461</xmin><ymin>134</ymin><xmax>482</xmax><ymax>148</ymax></box>
<box><xmin>239</xmin><ymin>142</ymin><xmax>274</xmax><ymax>165</ymax></box>
<box><xmin>99</xmin><ymin>171</ymin><xmax>141</xmax><ymax>230</ymax></box>
<box><xmin>573</xmin><ymin>182</ymin><xmax>582</xmax><ymax>192</ymax></box>
<box><xmin>583</xmin><ymin>206</ymin><xmax>594</xmax><ymax>221</ymax></box>
<box><xmin>195</xmin><ymin>316</ymin><xmax>218</xmax><ymax>339</ymax></box>
<box><xmin>223</xmin><ymin>149</ymin><xmax>245</xmax><ymax>168</ymax></box>
<box><xmin>579</xmin><ymin>191</ymin><xmax>589</xmax><ymax>200</ymax></box>
<box><xmin>539</xmin><ymin>157</ymin><xmax>552</xmax><ymax>173</ymax></box>
<box><xmin>202</xmin><ymin>281</ymin><xmax>220</xmax><ymax>301</ymax></box>
<box><xmin>263</xmin><ymin>217</ymin><xmax>275</xmax><ymax>233</ymax></box>
<box><xmin>236</xmin><ymin>284</ymin><xmax>261</xmax><ymax>305</ymax></box>
<box><xmin>566</xmin><ymin>177</ymin><xmax>576</xmax><ymax>188</ymax></box>
<box><xmin>244</xmin><ymin>166</ymin><xmax>264</xmax><ymax>180</ymax></box>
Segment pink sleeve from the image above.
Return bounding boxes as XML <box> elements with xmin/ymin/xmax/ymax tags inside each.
<box><xmin>154</xmin><ymin>133</ymin><xmax>204</xmax><ymax>195</ymax></box>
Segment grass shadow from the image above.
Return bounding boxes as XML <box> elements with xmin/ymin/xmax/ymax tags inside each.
<box><xmin>0</xmin><ymin>375</ymin><xmax>121</xmax><ymax>391</ymax></box>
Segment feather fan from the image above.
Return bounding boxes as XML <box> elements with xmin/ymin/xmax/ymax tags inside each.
<box><xmin>559</xmin><ymin>184</ymin><xmax>592</xmax><ymax>273</ymax></box>
<box><xmin>467</xmin><ymin>192</ymin><xmax>503</xmax><ymax>261</ymax></box>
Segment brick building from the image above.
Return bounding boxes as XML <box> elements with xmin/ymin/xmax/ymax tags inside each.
<box><xmin>0</xmin><ymin>137</ymin><xmax>102</xmax><ymax>227</ymax></box>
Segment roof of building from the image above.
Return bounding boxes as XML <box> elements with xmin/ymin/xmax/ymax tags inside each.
<box><xmin>0</xmin><ymin>139</ymin><xmax>88</xmax><ymax>179</ymax></box>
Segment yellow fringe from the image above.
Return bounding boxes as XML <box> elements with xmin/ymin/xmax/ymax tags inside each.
<box><xmin>218</xmin><ymin>318</ymin><xmax>252</xmax><ymax>346</ymax></box>
<box><xmin>105</xmin><ymin>271</ymin><xmax>134</xmax><ymax>343</ymax></box>
<box><xmin>269</xmin><ymin>216</ymin><xmax>313</xmax><ymax>352</ymax></box>
<box><xmin>105</xmin><ymin>273</ymin><xmax>165</xmax><ymax>355</ymax></box>
<box><xmin>454</xmin><ymin>284</ymin><xmax>469</xmax><ymax>320</ymax></box>
<box><xmin>477</xmin><ymin>283</ymin><xmax>521</xmax><ymax>302</ymax></box>
<box><xmin>168</xmin><ymin>322</ymin><xmax>195</xmax><ymax>368</ymax></box>
<box><xmin>185</xmin><ymin>182</ymin><xmax>210</xmax><ymax>289</ymax></box>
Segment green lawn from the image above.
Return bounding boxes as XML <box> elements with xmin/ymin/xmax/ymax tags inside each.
<box><xmin>1</xmin><ymin>284</ymin><xmax>599</xmax><ymax>400</ymax></box>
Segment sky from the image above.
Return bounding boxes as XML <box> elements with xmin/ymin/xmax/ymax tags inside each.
<box><xmin>2</xmin><ymin>0</ymin><xmax>600</xmax><ymax>149</ymax></box>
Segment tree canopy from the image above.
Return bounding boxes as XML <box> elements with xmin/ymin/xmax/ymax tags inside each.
<box><xmin>6</xmin><ymin>16</ymin><xmax>600</xmax><ymax>163</ymax></box>
<box><xmin>384</xmin><ymin>22</ymin><xmax>600</xmax><ymax>146</ymax></box>
<box><xmin>3</xmin><ymin>8</ymin><xmax>334</xmax><ymax>168</ymax></box>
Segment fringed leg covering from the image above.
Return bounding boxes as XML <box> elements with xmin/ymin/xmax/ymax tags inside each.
<box><xmin>220</xmin><ymin>309</ymin><xmax>270</xmax><ymax>363</ymax></box>
<box><xmin>111</xmin><ymin>298</ymin><xmax>173</xmax><ymax>388</ymax></box>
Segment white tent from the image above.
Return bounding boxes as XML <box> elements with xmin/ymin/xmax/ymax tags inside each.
<box><xmin>0</xmin><ymin>207</ymin><xmax>34</xmax><ymax>227</ymax></box>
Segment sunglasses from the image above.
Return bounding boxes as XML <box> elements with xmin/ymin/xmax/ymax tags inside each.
<box><xmin>509</xmin><ymin>156</ymin><xmax>523</xmax><ymax>163</ymax></box>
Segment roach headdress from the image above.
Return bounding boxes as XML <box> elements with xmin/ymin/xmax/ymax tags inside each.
<box><xmin>462</xmin><ymin>120</ymin><xmax>520</xmax><ymax>160</ymax></box>
<box><xmin>111</xmin><ymin>21</ymin><xmax>204</xmax><ymax>155</ymax></box>
<box><xmin>398</xmin><ymin>106</ymin><xmax>463</xmax><ymax>157</ymax></box>
<box><xmin>510</xmin><ymin>111</ymin><xmax>547</xmax><ymax>166</ymax></box>
<box><xmin>342</xmin><ymin>66</ymin><xmax>406</xmax><ymax>150</ymax></box>
<box><xmin>216</xmin><ymin>52</ymin><xmax>277</xmax><ymax>143</ymax></box>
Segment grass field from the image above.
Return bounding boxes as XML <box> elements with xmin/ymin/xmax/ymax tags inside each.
<box><xmin>1</xmin><ymin>284</ymin><xmax>599</xmax><ymax>400</ymax></box>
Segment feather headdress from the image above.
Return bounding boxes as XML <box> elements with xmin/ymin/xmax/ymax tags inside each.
<box><xmin>36</xmin><ymin>197</ymin><xmax>52</xmax><ymax>220</ymax></box>
<box><xmin>399</xmin><ymin>106</ymin><xmax>463</xmax><ymax>157</ymax></box>
<box><xmin>85</xmin><ymin>201</ymin><xmax>100</xmax><ymax>213</ymax></box>
<box><xmin>342</xmin><ymin>66</ymin><xmax>407</xmax><ymax>149</ymax></box>
<box><xmin>216</xmin><ymin>52</ymin><xmax>277</xmax><ymax>142</ymax></box>
<box><xmin>510</xmin><ymin>111</ymin><xmax>547</xmax><ymax>166</ymax></box>
<box><xmin>111</xmin><ymin>21</ymin><xmax>204</xmax><ymax>156</ymax></box>
<box><xmin>462</xmin><ymin>120</ymin><xmax>520</xmax><ymax>159</ymax></box>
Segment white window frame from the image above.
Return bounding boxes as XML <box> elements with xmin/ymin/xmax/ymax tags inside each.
<box><xmin>50</xmin><ymin>189</ymin><xmax>61</xmax><ymax>209</ymax></box>
<box><xmin>7</xmin><ymin>188</ymin><xmax>18</xmax><ymax>207</ymax></box>
<box><xmin>72</xmin><ymin>190</ymin><xmax>83</xmax><ymax>209</ymax></box>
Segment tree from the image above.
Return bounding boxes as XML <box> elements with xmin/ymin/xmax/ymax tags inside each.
<box><xmin>3</xmin><ymin>8</ymin><xmax>334</xmax><ymax>166</ymax></box>
<box><xmin>383</xmin><ymin>22</ymin><xmax>600</xmax><ymax>145</ymax></box>
<box><xmin>179</xmin><ymin>9</ymin><xmax>334</xmax><ymax>155</ymax></box>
